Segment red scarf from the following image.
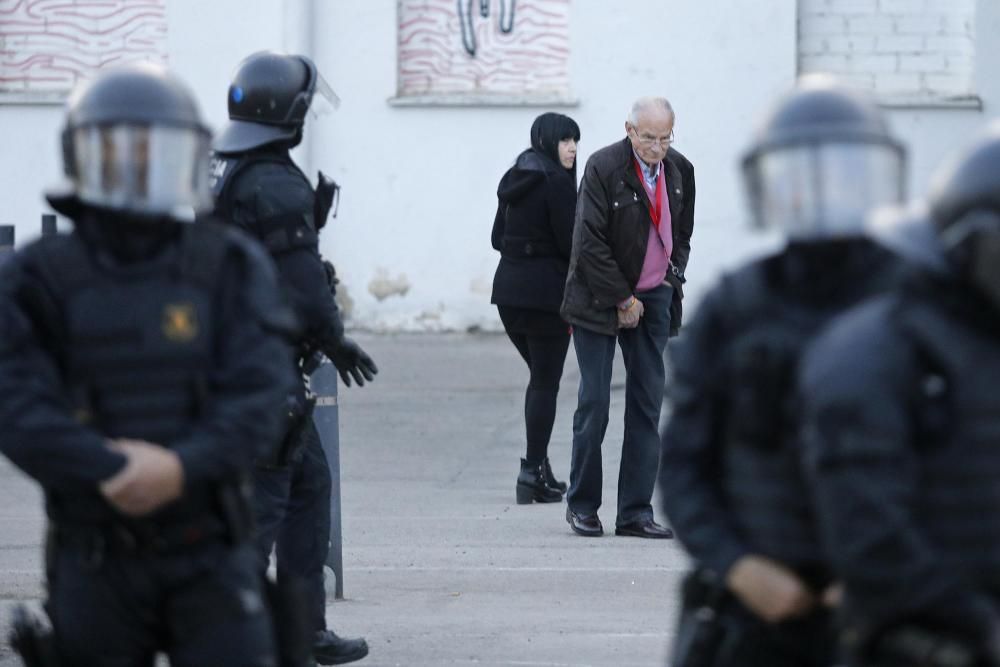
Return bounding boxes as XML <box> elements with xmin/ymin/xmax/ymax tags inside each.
<box><xmin>632</xmin><ymin>158</ymin><xmax>665</xmax><ymax>230</ymax></box>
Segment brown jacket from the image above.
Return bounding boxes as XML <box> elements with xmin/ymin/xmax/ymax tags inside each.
<box><xmin>561</xmin><ymin>139</ymin><xmax>695</xmax><ymax>336</ymax></box>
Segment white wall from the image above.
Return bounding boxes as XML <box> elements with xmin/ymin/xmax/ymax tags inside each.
<box><xmin>888</xmin><ymin>0</ymin><xmax>1000</xmax><ymax>198</ymax></box>
<box><xmin>0</xmin><ymin>103</ymin><xmax>63</xmax><ymax>239</ymax></box>
<box><xmin>1</xmin><ymin>0</ymin><xmax>998</xmax><ymax>330</ymax></box>
<box><xmin>800</xmin><ymin>0</ymin><xmax>976</xmax><ymax>99</ymax></box>
<box><xmin>0</xmin><ymin>0</ymin><xmax>294</xmax><ymax>242</ymax></box>
<box><xmin>316</xmin><ymin>0</ymin><xmax>797</xmax><ymax>331</ymax></box>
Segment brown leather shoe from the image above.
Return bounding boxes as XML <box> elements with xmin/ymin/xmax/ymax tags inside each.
<box><xmin>566</xmin><ymin>508</ymin><xmax>603</xmax><ymax>537</ymax></box>
<box><xmin>614</xmin><ymin>518</ymin><xmax>674</xmax><ymax>539</ymax></box>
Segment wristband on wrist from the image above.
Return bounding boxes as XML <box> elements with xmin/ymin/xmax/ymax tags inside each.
<box><xmin>618</xmin><ymin>296</ymin><xmax>636</xmax><ymax>311</ymax></box>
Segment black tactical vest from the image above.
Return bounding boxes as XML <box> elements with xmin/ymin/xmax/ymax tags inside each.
<box><xmin>895</xmin><ymin>296</ymin><xmax>1000</xmax><ymax>578</ymax></box>
<box><xmin>34</xmin><ymin>225</ymin><xmax>225</xmax><ymax>449</ymax></box>
<box><xmin>717</xmin><ymin>247</ymin><xmax>900</xmax><ymax>578</ymax></box>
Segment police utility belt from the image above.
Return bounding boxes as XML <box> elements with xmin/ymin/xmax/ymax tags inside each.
<box><xmin>49</xmin><ymin>481</ymin><xmax>254</xmax><ymax>557</ymax></box>
<box><xmin>52</xmin><ymin>515</ymin><xmax>229</xmax><ymax>556</ymax></box>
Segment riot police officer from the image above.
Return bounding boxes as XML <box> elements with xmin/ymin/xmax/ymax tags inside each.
<box><xmin>0</xmin><ymin>63</ymin><xmax>297</xmax><ymax>665</ymax></box>
<box><xmin>797</xmin><ymin>124</ymin><xmax>1000</xmax><ymax>667</ymax></box>
<box><xmin>658</xmin><ymin>75</ymin><xmax>907</xmax><ymax>666</ymax></box>
<box><xmin>210</xmin><ymin>51</ymin><xmax>374</xmax><ymax>666</ymax></box>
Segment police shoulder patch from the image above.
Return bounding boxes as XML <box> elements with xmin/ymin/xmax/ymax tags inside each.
<box><xmin>162</xmin><ymin>302</ymin><xmax>199</xmax><ymax>343</ymax></box>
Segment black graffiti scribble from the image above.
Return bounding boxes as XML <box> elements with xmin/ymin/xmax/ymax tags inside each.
<box><xmin>458</xmin><ymin>0</ymin><xmax>516</xmax><ymax>57</ymax></box>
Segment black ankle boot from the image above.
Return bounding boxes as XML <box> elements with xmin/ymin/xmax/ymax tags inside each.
<box><xmin>542</xmin><ymin>457</ymin><xmax>567</xmax><ymax>494</ymax></box>
<box><xmin>516</xmin><ymin>458</ymin><xmax>563</xmax><ymax>504</ymax></box>
<box><xmin>314</xmin><ymin>629</ymin><xmax>368</xmax><ymax>665</ymax></box>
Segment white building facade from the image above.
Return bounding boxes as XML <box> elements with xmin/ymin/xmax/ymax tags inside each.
<box><xmin>1</xmin><ymin>0</ymin><xmax>998</xmax><ymax>330</ymax></box>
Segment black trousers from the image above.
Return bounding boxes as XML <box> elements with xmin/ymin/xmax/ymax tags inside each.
<box><xmin>253</xmin><ymin>418</ymin><xmax>332</xmax><ymax>634</ymax></box>
<box><xmin>500</xmin><ymin>318</ymin><xmax>572</xmax><ymax>463</ymax></box>
<box><xmin>48</xmin><ymin>539</ymin><xmax>276</xmax><ymax>666</ymax></box>
<box><xmin>711</xmin><ymin>607</ymin><xmax>835</xmax><ymax>667</ymax></box>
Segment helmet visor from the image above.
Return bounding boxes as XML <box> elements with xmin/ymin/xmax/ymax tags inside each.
<box><xmin>307</xmin><ymin>70</ymin><xmax>340</xmax><ymax>118</ymax></box>
<box><xmin>72</xmin><ymin>124</ymin><xmax>212</xmax><ymax>220</ymax></box>
<box><xmin>744</xmin><ymin>141</ymin><xmax>905</xmax><ymax>239</ymax></box>
<box><xmin>309</xmin><ymin>72</ymin><xmax>340</xmax><ymax>115</ymax></box>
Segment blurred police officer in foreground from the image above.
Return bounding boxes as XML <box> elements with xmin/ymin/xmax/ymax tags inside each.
<box><xmin>658</xmin><ymin>75</ymin><xmax>907</xmax><ymax>666</ymax></box>
<box><xmin>209</xmin><ymin>51</ymin><xmax>374</xmax><ymax>665</ymax></box>
<box><xmin>798</xmin><ymin>124</ymin><xmax>1000</xmax><ymax>667</ymax></box>
<box><xmin>0</xmin><ymin>63</ymin><xmax>297</xmax><ymax>666</ymax></box>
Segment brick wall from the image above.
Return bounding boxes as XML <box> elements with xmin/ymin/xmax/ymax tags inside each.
<box><xmin>798</xmin><ymin>0</ymin><xmax>975</xmax><ymax>101</ymax></box>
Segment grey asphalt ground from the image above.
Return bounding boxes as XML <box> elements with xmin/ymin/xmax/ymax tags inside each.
<box><xmin>0</xmin><ymin>332</ymin><xmax>688</xmax><ymax>666</ymax></box>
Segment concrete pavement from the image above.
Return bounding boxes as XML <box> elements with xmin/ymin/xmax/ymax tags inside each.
<box><xmin>0</xmin><ymin>332</ymin><xmax>688</xmax><ymax>666</ymax></box>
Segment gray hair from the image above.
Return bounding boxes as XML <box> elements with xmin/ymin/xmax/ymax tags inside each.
<box><xmin>628</xmin><ymin>97</ymin><xmax>674</xmax><ymax>126</ymax></box>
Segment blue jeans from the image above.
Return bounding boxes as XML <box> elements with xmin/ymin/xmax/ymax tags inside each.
<box><xmin>567</xmin><ymin>282</ymin><xmax>673</xmax><ymax>525</ymax></box>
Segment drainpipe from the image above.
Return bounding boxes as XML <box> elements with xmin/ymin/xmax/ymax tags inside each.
<box><xmin>284</xmin><ymin>0</ymin><xmax>317</xmax><ymax>177</ymax></box>
<box><xmin>285</xmin><ymin>0</ymin><xmax>345</xmax><ymax>600</ymax></box>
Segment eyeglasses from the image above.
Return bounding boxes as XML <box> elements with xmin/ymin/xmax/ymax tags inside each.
<box><xmin>630</xmin><ymin>125</ymin><xmax>674</xmax><ymax>147</ymax></box>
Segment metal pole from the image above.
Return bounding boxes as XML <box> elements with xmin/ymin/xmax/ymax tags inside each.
<box><xmin>0</xmin><ymin>225</ymin><xmax>14</xmax><ymax>263</ymax></box>
<box><xmin>40</xmin><ymin>214</ymin><xmax>57</xmax><ymax>237</ymax></box>
<box><xmin>309</xmin><ymin>360</ymin><xmax>343</xmax><ymax>600</ymax></box>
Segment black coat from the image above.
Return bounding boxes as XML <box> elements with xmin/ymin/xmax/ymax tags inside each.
<box><xmin>490</xmin><ymin>149</ymin><xmax>576</xmax><ymax>313</ymax></box>
<box><xmin>560</xmin><ymin>139</ymin><xmax>694</xmax><ymax>337</ymax></box>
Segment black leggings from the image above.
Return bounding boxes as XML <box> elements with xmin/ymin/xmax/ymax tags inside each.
<box><xmin>504</xmin><ymin>330</ymin><xmax>572</xmax><ymax>463</ymax></box>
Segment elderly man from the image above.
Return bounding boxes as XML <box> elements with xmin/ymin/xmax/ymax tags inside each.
<box><xmin>560</xmin><ymin>97</ymin><xmax>695</xmax><ymax>538</ymax></box>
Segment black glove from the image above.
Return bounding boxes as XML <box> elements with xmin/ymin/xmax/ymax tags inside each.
<box><xmin>325</xmin><ymin>337</ymin><xmax>378</xmax><ymax>387</ymax></box>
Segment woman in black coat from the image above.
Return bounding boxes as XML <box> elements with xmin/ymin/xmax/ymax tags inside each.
<box><xmin>491</xmin><ymin>112</ymin><xmax>580</xmax><ymax>505</ymax></box>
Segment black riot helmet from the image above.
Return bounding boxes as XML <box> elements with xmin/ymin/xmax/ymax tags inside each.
<box><xmin>742</xmin><ymin>74</ymin><xmax>906</xmax><ymax>240</ymax></box>
<box><xmin>214</xmin><ymin>51</ymin><xmax>340</xmax><ymax>154</ymax></box>
<box><xmin>51</xmin><ymin>62</ymin><xmax>212</xmax><ymax>222</ymax></box>
<box><xmin>926</xmin><ymin>122</ymin><xmax>1000</xmax><ymax>310</ymax></box>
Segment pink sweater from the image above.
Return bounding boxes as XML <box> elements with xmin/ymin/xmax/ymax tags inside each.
<box><xmin>634</xmin><ymin>159</ymin><xmax>673</xmax><ymax>292</ymax></box>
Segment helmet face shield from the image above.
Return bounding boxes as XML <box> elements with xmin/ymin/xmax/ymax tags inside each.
<box><xmin>744</xmin><ymin>140</ymin><xmax>905</xmax><ymax>240</ymax></box>
<box><xmin>286</xmin><ymin>61</ymin><xmax>340</xmax><ymax>125</ymax></box>
<box><xmin>308</xmin><ymin>70</ymin><xmax>341</xmax><ymax>118</ymax></box>
<box><xmin>70</xmin><ymin>123</ymin><xmax>212</xmax><ymax>221</ymax></box>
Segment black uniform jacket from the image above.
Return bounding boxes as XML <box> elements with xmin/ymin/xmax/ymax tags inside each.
<box><xmin>213</xmin><ymin>147</ymin><xmax>344</xmax><ymax>351</ymax></box>
<box><xmin>0</xmin><ymin>220</ymin><xmax>295</xmax><ymax>518</ymax></box>
<box><xmin>660</xmin><ymin>240</ymin><xmax>902</xmax><ymax>581</ymax></box>
<box><xmin>799</xmin><ymin>271</ymin><xmax>1000</xmax><ymax>651</ymax></box>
